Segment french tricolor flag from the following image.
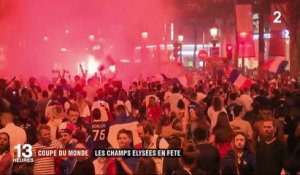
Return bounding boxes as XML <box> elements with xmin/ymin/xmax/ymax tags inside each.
<box><xmin>263</xmin><ymin>57</ymin><xmax>288</xmax><ymax>74</ymax></box>
<box><xmin>229</xmin><ymin>69</ymin><xmax>253</xmax><ymax>90</ymax></box>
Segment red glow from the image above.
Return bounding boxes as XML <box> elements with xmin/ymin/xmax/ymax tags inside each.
<box><xmin>0</xmin><ymin>0</ymin><xmax>166</xmax><ymax>80</ymax></box>
<box><xmin>108</xmin><ymin>65</ymin><xmax>116</xmax><ymax>73</ymax></box>
<box><xmin>239</xmin><ymin>32</ymin><xmax>247</xmax><ymax>38</ymax></box>
<box><xmin>141</xmin><ymin>32</ymin><xmax>148</xmax><ymax>39</ymax></box>
<box><xmin>227</xmin><ymin>44</ymin><xmax>233</xmax><ymax>51</ymax></box>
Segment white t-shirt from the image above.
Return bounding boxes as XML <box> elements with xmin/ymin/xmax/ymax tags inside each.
<box><xmin>236</xmin><ymin>94</ymin><xmax>253</xmax><ymax>112</ymax></box>
<box><xmin>197</xmin><ymin>92</ymin><xmax>206</xmax><ymax>103</ymax></box>
<box><xmin>84</xmin><ymin>85</ymin><xmax>98</xmax><ymax>105</ymax></box>
<box><xmin>147</xmin><ymin>134</ymin><xmax>169</xmax><ymax>174</ymax></box>
<box><xmin>116</xmin><ymin>100</ymin><xmax>132</xmax><ymax>116</ymax></box>
<box><xmin>164</xmin><ymin>91</ymin><xmax>172</xmax><ymax>104</ymax></box>
<box><xmin>169</xmin><ymin>93</ymin><xmax>183</xmax><ymax>112</ymax></box>
<box><xmin>91</xmin><ymin>101</ymin><xmax>110</xmax><ymax>122</ymax></box>
<box><xmin>0</xmin><ymin>123</ymin><xmax>27</xmax><ymax>157</ymax></box>
<box><xmin>78</xmin><ymin>104</ymin><xmax>91</xmax><ymax>118</ymax></box>
<box><xmin>47</xmin><ymin>119</ymin><xmax>62</xmax><ymax>140</ymax></box>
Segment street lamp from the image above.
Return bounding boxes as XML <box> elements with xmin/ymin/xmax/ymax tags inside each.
<box><xmin>178</xmin><ymin>35</ymin><xmax>184</xmax><ymax>64</ymax></box>
<box><xmin>141</xmin><ymin>32</ymin><xmax>148</xmax><ymax>60</ymax></box>
<box><xmin>178</xmin><ymin>35</ymin><xmax>184</xmax><ymax>42</ymax></box>
<box><xmin>141</xmin><ymin>32</ymin><xmax>148</xmax><ymax>40</ymax></box>
<box><xmin>239</xmin><ymin>32</ymin><xmax>247</xmax><ymax>71</ymax></box>
<box><xmin>210</xmin><ymin>26</ymin><xmax>218</xmax><ymax>47</ymax></box>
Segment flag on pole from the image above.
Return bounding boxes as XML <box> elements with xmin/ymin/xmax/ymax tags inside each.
<box><xmin>229</xmin><ymin>69</ymin><xmax>253</xmax><ymax>90</ymax></box>
<box><xmin>263</xmin><ymin>57</ymin><xmax>288</xmax><ymax>74</ymax></box>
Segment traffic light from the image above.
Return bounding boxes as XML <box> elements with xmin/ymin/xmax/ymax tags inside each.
<box><xmin>226</xmin><ymin>44</ymin><xmax>233</xmax><ymax>61</ymax></box>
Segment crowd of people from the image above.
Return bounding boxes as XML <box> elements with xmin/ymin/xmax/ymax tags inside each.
<box><xmin>0</xmin><ymin>71</ymin><xmax>300</xmax><ymax>174</ymax></box>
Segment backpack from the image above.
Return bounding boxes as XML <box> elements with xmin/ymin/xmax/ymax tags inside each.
<box><xmin>142</xmin><ymin>136</ymin><xmax>163</xmax><ymax>149</ymax></box>
<box><xmin>156</xmin><ymin>136</ymin><xmax>163</xmax><ymax>149</ymax></box>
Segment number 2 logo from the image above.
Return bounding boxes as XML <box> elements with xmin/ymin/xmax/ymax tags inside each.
<box><xmin>273</xmin><ymin>11</ymin><xmax>282</xmax><ymax>24</ymax></box>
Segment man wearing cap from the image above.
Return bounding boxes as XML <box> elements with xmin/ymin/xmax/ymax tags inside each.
<box><xmin>58</xmin><ymin>122</ymin><xmax>77</xmax><ymax>175</ymax></box>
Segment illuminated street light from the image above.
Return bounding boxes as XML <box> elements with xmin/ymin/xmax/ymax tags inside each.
<box><xmin>239</xmin><ymin>32</ymin><xmax>247</xmax><ymax>71</ymax></box>
<box><xmin>43</xmin><ymin>36</ymin><xmax>48</xmax><ymax>41</ymax></box>
<box><xmin>177</xmin><ymin>35</ymin><xmax>184</xmax><ymax>63</ymax></box>
<box><xmin>89</xmin><ymin>35</ymin><xmax>95</xmax><ymax>41</ymax></box>
<box><xmin>210</xmin><ymin>27</ymin><xmax>218</xmax><ymax>38</ymax></box>
<box><xmin>210</xmin><ymin>26</ymin><xmax>218</xmax><ymax>47</ymax></box>
<box><xmin>240</xmin><ymin>32</ymin><xmax>247</xmax><ymax>38</ymax></box>
<box><xmin>141</xmin><ymin>32</ymin><xmax>148</xmax><ymax>60</ymax></box>
<box><xmin>61</xmin><ymin>48</ymin><xmax>67</xmax><ymax>52</ymax></box>
<box><xmin>141</xmin><ymin>32</ymin><xmax>148</xmax><ymax>39</ymax></box>
<box><xmin>178</xmin><ymin>35</ymin><xmax>184</xmax><ymax>42</ymax></box>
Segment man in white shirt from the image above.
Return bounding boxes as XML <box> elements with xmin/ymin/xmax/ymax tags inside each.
<box><xmin>163</xmin><ymin>84</ymin><xmax>173</xmax><ymax>104</ymax></box>
<box><xmin>169</xmin><ymin>86</ymin><xmax>183</xmax><ymax>112</ymax></box>
<box><xmin>236</xmin><ymin>87</ymin><xmax>253</xmax><ymax>112</ymax></box>
<box><xmin>137</xmin><ymin>121</ymin><xmax>169</xmax><ymax>174</ymax></box>
<box><xmin>0</xmin><ymin>112</ymin><xmax>27</xmax><ymax>157</ymax></box>
<box><xmin>91</xmin><ymin>100</ymin><xmax>110</xmax><ymax>122</ymax></box>
<box><xmin>196</xmin><ymin>85</ymin><xmax>206</xmax><ymax>103</ymax></box>
<box><xmin>84</xmin><ymin>78</ymin><xmax>98</xmax><ymax>106</ymax></box>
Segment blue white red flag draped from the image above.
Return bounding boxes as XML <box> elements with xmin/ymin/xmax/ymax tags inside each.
<box><xmin>229</xmin><ymin>69</ymin><xmax>253</xmax><ymax>90</ymax></box>
<box><xmin>263</xmin><ymin>57</ymin><xmax>288</xmax><ymax>74</ymax></box>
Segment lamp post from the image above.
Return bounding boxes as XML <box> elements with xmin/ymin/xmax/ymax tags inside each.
<box><xmin>239</xmin><ymin>32</ymin><xmax>247</xmax><ymax>71</ymax></box>
<box><xmin>141</xmin><ymin>32</ymin><xmax>148</xmax><ymax>40</ymax></box>
<box><xmin>141</xmin><ymin>32</ymin><xmax>148</xmax><ymax>60</ymax></box>
<box><xmin>210</xmin><ymin>26</ymin><xmax>218</xmax><ymax>47</ymax></box>
<box><xmin>178</xmin><ymin>35</ymin><xmax>184</xmax><ymax>64</ymax></box>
